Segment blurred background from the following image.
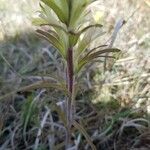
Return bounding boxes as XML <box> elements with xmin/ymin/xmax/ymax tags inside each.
<box><xmin>0</xmin><ymin>0</ymin><xmax>150</xmax><ymax>149</ymax></box>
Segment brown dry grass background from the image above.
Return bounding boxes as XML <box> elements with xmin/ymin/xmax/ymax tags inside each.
<box><xmin>0</xmin><ymin>0</ymin><xmax>150</xmax><ymax>150</ymax></box>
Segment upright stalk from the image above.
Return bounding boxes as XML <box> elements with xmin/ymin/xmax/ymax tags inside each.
<box><xmin>34</xmin><ymin>0</ymin><xmax>121</xmax><ymax>149</ymax></box>
<box><xmin>66</xmin><ymin>47</ymin><xmax>74</xmax><ymax>148</ymax></box>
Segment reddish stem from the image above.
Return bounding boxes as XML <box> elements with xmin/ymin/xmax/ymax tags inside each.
<box><xmin>66</xmin><ymin>47</ymin><xmax>74</xmax><ymax>148</ymax></box>
<box><xmin>67</xmin><ymin>47</ymin><xmax>73</xmax><ymax>93</ymax></box>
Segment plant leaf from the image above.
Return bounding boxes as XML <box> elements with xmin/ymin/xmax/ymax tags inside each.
<box><xmin>83</xmin><ymin>48</ymin><xmax>120</xmax><ymax>60</ymax></box>
<box><xmin>41</xmin><ymin>0</ymin><xmax>68</xmax><ymax>24</ymax></box>
<box><xmin>36</xmin><ymin>29</ymin><xmax>66</xmax><ymax>58</ymax></box>
<box><xmin>77</xmin><ymin>48</ymin><xmax>120</xmax><ymax>72</ymax></box>
<box><xmin>77</xmin><ymin>24</ymin><xmax>103</xmax><ymax>35</ymax></box>
<box><xmin>75</xmin><ymin>29</ymin><xmax>105</xmax><ymax>59</ymax></box>
<box><xmin>69</xmin><ymin>0</ymin><xmax>91</xmax><ymax>28</ymax></box>
<box><xmin>32</xmin><ymin>17</ymin><xmax>49</xmax><ymax>26</ymax></box>
<box><xmin>68</xmin><ymin>24</ymin><xmax>103</xmax><ymax>47</ymax></box>
<box><xmin>33</xmin><ymin>17</ymin><xmax>68</xmax><ymax>35</ymax></box>
<box><xmin>39</xmin><ymin>3</ymin><xmax>59</xmax><ymax>25</ymax></box>
<box><xmin>0</xmin><ymin>80</ymin><xmax>68</xmax><ymax>101</ymax></box>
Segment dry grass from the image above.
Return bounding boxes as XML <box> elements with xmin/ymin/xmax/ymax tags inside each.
<box><xmin>0</xmin><ymin>0</ymin><xmax>150</xmax><ymax>149</ymax></box>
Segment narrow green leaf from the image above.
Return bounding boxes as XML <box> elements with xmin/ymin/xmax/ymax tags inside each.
<box><xmin>83</xmin><ymin>48</ymin><xmax>120</xmax><ymax>61</ymax></box>
<box><xmin>0</xmin><ymin>80</ymin><xmax>68</xmax><ymax>101</ymax></box>
<box><xmin>75</xmin><ymin>29</ymin><xmax>105</xmax><ymax>60</ymax></box>
<box><xmin>76</xmin><ymin>32</ymin><xmax>92</xmax><ymax>58</ymax></box>
<box><xmin>67</xmin><ymin>24</ymin><xmax>103</xmax><ymax>55</ymax></box>
<box><xmin>33</xmin><ymin>17</ymin><xmax>68</xmax><ymax>34</ymax></box>
<box><xmin>86</xmin><ymin>44</ymin><xmax>108</xmax><ymax>55</ymax></box>
<box><xmin>32</xmin><ymin>17</ymin><xmax>49</xmax><ymax>26</ymax></box>
<box><xmin>39</xmin><ymin>3</ymin><xmax>58</xmax><ymax>24</ymax></box>
<box><xmin>41</xmin><ymin>0</ymin><xmax>68</xmax><ymax>23</ymax></box>
<box><xmin>54</xmin><ymin>28</ymin><xmax>69</xmax><ymax>53</ymax></box>
<box><xmin>77</xmin><ymin>24</ymin><xmax>103</xmax><ymax>35</ymax></box>
<box><xmin>22</xmin><ymin>95</ymin><xmax>39</xmax><ymax>142</ymax></box>
<box><xmin>69</xmin><ymin>0</ymin><xmax>91</xmax><ymax>27</ymax></box>
<box><xmin>36</xmin><ymin>29</ymin><xmax>66</xmax><ymax>57</ymax></box>
<box><xmin>77</xmin><ymin>48</ymin><xmax>120</xmax><ymax>72</ymax></box>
